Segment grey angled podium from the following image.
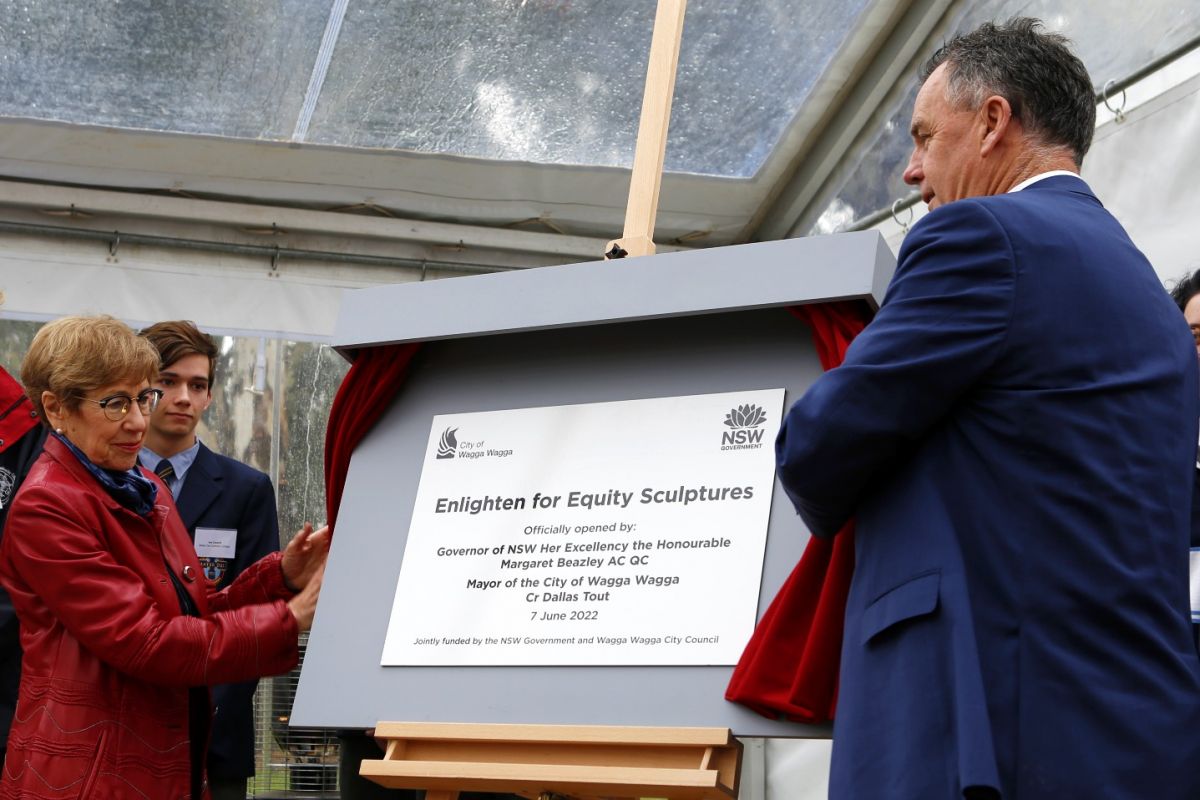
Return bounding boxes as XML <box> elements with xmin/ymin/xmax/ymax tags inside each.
<box><xmin>293</xmin><ymin>232</ymin><xmax>895</xmax><ymax>740</ymax></box>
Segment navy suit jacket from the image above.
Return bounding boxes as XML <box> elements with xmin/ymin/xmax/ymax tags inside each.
<box><xmin>777</xmin><ymin>176</ymin><xmax>1200</xmax><ymax>799</ymax></box>
<box><xmin>174</xmin><ymin>443</ymin><xmax>280</xmax><ymax>779</ymax></box>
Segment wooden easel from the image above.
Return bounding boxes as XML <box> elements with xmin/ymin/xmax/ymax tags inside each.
<box><xmin>361</xmin><ymin>722</ymin><xmax>741</xmax><ymax>800</ymax></box>
<box><xmin>360</xmin><ymin>4</ymin><xmax>739</xmax><ymax>799</ymax></box>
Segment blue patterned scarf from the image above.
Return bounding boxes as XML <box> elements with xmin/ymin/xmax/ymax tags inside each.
<box><xmin>54</xmin><ymin>432</ymin><xmax>158</xmax><ymax>517</ymax></box>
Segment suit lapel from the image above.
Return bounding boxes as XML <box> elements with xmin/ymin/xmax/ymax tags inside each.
<box><xmin>174</xmin><ymin>443</ymin><xmax>223</xmax><ymax>534</ymax></box>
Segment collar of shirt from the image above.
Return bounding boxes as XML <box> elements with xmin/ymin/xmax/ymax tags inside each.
<box><xmin>140</xmin><ymin>439</ymin><xmax>202</xmax><ymax>495</ymax></box>
<box><xmin>1008</xmin><ymin>170</ymin><xmax>1079</xmax><ymax>193</ymax></box>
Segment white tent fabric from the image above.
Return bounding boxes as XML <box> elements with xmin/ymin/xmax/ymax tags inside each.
<box><xmin>871</xmin><ymin>49</ymin><xmax>1200</xmax><ymax>289</ymax></box>
<box><xmin>1087</xmin><ymin>65</ymin><xmax>1200</xmax><ymax>287</ymax></box>
<box><xmin>0</xmin><ymin>238</ymin><xmax>344</xmax><ymax>342</ymax></box>
<box><xmin>0</xmin><ymin>180</ymin><xmax>614</xmax><ymax>340</ymax></box>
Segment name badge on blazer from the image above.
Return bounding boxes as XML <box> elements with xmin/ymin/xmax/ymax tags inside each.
<box><xmin>195</xmin><ymin>527</ymin><xmax>237</xmax><ymax>559</ymax></box>
<box><xmin>1190</xmin><ymin>548</ymin><xmax>1200</xmax><ymax>623</ymax></box>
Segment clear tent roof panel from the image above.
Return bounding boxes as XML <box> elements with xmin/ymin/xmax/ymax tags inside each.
<box><xmin>0</xmin><ymin>0</ymin><xmax>1194</xmax><ymax>249</ymax></box>
<box><xmin>811</xmin><ymin>0</ymin><xmax>1200</xmax><ymax>235</ymax></box>
<box><xmin>303</xmin><ymin>0</ymin><xmax>874</xmax><ymax>178</ymax></box>
<box><xmin>0</xmin><ymin>0</ymin><xmax>874</xmax><ymax>180</ymax></box>
<box><xmin>0</xmin><ymin>0</ymin><xmax>332</xmax><ymax>140</ymax></box>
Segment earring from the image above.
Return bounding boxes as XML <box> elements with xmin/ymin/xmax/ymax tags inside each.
<box><xmin>55</xmin><ymin>427</ymin><xmax>63</xmax><ymax>434</ymax></box>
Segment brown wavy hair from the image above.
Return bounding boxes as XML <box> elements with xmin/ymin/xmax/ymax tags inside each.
<box><xmin>139</xmin><ymin>320</ymin><xmax>218</xmax><ymax>385</ymax></box>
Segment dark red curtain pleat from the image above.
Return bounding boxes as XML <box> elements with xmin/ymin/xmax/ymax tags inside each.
<box><xmin>724</xmin><ymin>301</ymin><xmax>872</xmax><ymax>723</ymax></box>
<box><xmin>324</xmin><ymin>343</ymin><xmax>421</xmax><ymax>533</ymax></box>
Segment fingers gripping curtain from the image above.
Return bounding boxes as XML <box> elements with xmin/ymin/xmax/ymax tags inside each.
<box><xmin>725</xmin><ymin>301</ymin><xmax>871</xmax><ymax>723</ymax></box>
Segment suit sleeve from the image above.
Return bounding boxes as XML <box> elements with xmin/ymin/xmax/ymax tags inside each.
<box><xmin>242</xmin><ymin>472</ymin><xmax>281</xmax><ymax>564</ymax></box>
<box><xmin>776</xmin><ymin>201</ymin><xmax>1016</xmax><ymax>537</ymax></box>
<box><xmin>1</xmin><ymin>486</ymin><xmax>299</xmax><ymax>687</ymax></box>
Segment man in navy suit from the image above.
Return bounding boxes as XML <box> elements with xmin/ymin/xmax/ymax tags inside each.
<box><xmin>776</xmin><ymin>19</ymin><xmax>1200</xmax><ymax>799</ymax></box>
<box><xmin>140</xmin><ymin>321</ymin><xmax>281</xmax><ymax>800</ymax></box>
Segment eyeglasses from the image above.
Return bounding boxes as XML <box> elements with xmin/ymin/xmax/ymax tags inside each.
<box><xmin>78</xmin><ymin>388</ymin><xmax>164</xmax><ymax>421</ymax></box>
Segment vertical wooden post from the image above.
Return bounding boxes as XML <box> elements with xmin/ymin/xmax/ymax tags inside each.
<box><xmin>605</xmin><ymin>0</ymin><xmax>688</xmax><ymax>260</ymax></box>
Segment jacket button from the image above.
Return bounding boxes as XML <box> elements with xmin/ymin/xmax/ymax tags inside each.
<box><xmin>182</xmin><ymin>565</ymin><xmax>196</xmax><ymax>582</ymax></box>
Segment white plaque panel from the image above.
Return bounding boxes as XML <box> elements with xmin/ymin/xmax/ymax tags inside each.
<box><xmin>381</xmin><ymin>389</ymin><xmax>784</xmax><ymax>666</ymax></box>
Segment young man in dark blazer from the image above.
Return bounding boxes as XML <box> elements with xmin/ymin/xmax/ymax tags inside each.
<box><xmin>139</xmin><ymin>321</ymin><xmax>280</xmax><ymax>800</ymax></box>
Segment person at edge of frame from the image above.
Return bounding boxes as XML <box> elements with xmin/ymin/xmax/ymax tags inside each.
<box><xmin>1169</xmin><ymin>268</ymin><xmax>1200</xmax><ymax>651</ymax></box>
<box><xmin>0</xmin><ymin>361</ymin><xmax>46</xmax><ymax>770</ymax></box>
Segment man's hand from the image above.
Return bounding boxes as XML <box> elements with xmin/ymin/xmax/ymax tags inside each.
<box><xmin>281</xmin><ymin>522</ymin><xmax>331</xmax><ymax>592</ymax></box>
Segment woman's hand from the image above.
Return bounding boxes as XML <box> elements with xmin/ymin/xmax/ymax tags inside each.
<box><xmin>287</xmin><ymin>560</ymin><xmax>325</xmax><ymax>632</ymax></box>
<box><xmin>281</xmin><ymin>523</ymin><xmax>330</xmax><ymax>592</ymax></box>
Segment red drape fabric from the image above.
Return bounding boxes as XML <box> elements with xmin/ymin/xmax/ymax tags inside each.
<box><xmin>324</xmin><ymin>343</ymin><xmax>421</xmax><ymax>533</ymax></box>
<box><xmin>0</xmin><ymin>367</ymin><xmax>38</xmax><ymax>454</ymax></box>
<box><xmin>724</xmin><ymin>301</ymin><xmax>872</xmax><ymax>723</ymax></box>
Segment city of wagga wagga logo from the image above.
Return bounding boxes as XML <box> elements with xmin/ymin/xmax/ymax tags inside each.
<box><xmin>436</xmin><ymin>427</ymin><xmax>458</xmax><ymax>459</ymax></box>
<box><xmin>435</xmin><ymin>427</ymin><xmax>514</xmax><ymax>461</ymax></box>
<box><xmin>721</xmin><ymin>403</ymin><xmax>767</xmax><ymax>450</ymax></box>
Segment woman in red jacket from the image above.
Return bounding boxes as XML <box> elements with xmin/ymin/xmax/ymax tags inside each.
<box><xmin>0</xmin><ymin>315</ymin><xmax>328</xmax><ymax>799</ymax></box>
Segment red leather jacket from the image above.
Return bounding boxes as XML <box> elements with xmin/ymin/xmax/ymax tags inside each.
<box><xmin>0</xmin><ymin>436</ymin><xmax>299</xmax><ymax>799</ymax></box>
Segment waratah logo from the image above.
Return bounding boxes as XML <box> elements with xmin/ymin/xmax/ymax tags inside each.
<box><xmin>724</xmin><ymin>404</ymin><xmax>767</xmax><ymax>429</ymax></box>
<box><xmin>721</xmin><ymin>404</ymin><xmax>767</xmax><ymax>450</ymax></box>
<box><xmin>436</xmin><ymin>427</ymin><xmax>459</xmax><ymax>459</ymax></box>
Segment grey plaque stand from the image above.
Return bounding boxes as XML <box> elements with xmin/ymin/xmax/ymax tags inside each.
<box><xmin>292</xmin><ymin>231</ymin><xmax>895</xmax><ymax>741</ymax></box>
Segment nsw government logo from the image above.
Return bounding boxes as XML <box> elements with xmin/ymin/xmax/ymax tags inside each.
<box><xmin>436</xmin><ymin>427</ymin><xmax>459</xmax><ymax>459</ymax></box>
<box><xmin>721</xmin><ymin>404</ymin><xmax>767</xmax><ymax>451</ymax></box>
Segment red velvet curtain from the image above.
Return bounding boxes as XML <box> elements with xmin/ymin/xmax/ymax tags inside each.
<box><xmin>724</xmin><ymin>301</ymin><xmax>872</xmax><ymax>723</ymax></box>
<box><xmin>0</xmin><ymin>367</ymin><xmax>38</xmax><ymax>454</ymax></box>
<box><xmin>323</xmin><ymin>343</ymin><xmax>420</xmax><ymax>532</ymax></box>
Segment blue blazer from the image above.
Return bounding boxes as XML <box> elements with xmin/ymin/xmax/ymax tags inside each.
<box><xmin>777</xmin><ymin>176</ymin><xmax>1200</xmax><ymax>799</ymax></box>
<box><xmin>175</xmin><ymin>443</ymin><xmax>280</xmax><ymax>780</ymax></box>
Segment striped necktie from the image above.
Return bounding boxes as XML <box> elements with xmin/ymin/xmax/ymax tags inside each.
<box><xmin>154</xmin><ymin>458</ymin><xmax>175</xmax><ymax>495</ymax></box>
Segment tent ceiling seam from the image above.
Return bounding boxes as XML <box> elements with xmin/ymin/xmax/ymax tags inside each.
<box><xmin>746</xmin><ymin>0</ymin><xmax>955</xmax><ymax>242</ymax></box>
<box><xmin>0</xmin><ymin>178</ymin><xmax>619</xmax><ymax>260</ymax></box>
<box><xmin>292</xmin><ymin>0</ymin><xmax>351</xmax><ymax>143</ymax></box>
<box><xmin>0</xmin><ymin>220</ymin><xmax>530</xmax><ymax>275</ymax></box>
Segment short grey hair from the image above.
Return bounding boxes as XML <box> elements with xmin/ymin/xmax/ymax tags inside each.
<box><xmin>921</xmin><ymin>17</ymin><xmax>1096</xmax><ymax>166</ymax></box>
